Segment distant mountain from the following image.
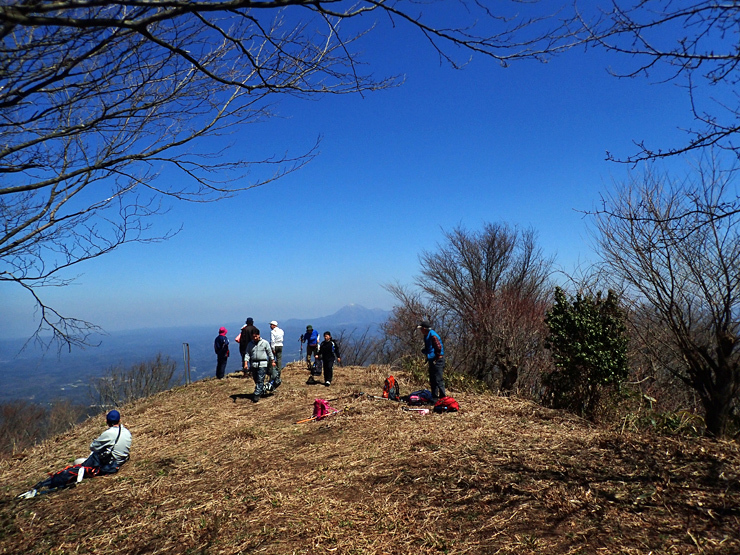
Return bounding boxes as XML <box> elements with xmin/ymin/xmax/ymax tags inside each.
<box><xmin>280</xmin><ymin>304</ymin><xmax>389</xmax><ymax>332</ymax></box>
<box><xmin>0</xmin><ymin>305</ymin><xmax>389</xmax><ymax>405</ymax></box>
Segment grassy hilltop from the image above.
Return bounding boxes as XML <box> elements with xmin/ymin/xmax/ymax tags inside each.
<box><xmin>1</xmin><ymin>364</ymin><xmax>739</xmax><ymax>554</ymax></box>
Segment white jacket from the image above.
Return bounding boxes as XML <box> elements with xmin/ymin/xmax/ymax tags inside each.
<box><xmin>90</xmin><ymin>424</ymin><xmax>132</xmax><ymax>465</ymax></box>
<box><xmin>270</xmin><ymin>326</ymin><xmax>284</xmax><ymax>348</ymax></box>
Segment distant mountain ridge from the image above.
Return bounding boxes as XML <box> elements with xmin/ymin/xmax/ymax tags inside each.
<box><xmin>279</xmin><ymin>304</ymin><xmax>389</xmax><ymax>332</ymax></box>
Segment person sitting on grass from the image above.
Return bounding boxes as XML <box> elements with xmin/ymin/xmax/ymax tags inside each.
<box><xmin>17</xmin><ymin>410</ymin><xmax>132</xmax><ymax>499</ymax></box>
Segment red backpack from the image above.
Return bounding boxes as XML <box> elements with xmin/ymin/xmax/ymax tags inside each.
<box><xmin>433</xmin><ymin>396</ymin><xmax>460</xmax><ymax>413</ymax></box>
<box><xmin>382</xmin><ymin>375</ymin><xmax>400</xmax><ymax>401</ymax></box>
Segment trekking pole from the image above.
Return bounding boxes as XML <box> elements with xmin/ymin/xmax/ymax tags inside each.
<box><xmin>295</xmin><ymin>409</ymin><xmax>341</xmax><ymax>425</ymax></box>
<box><xmin>358</xmin><ymin>392</ymin><xmax>399</xmax><ymax>402</ymax></box>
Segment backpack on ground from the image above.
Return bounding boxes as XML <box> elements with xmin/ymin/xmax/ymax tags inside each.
<box><xmin>312</xmin><ymin>399</ymin><xmax>338</xmax><ymax>420</ymax></box>
<box><xmin>382</xmin><ymin>375</ymin><xmax>400</xmax><ymax>401</ymax></box>
<box><xmin>405</xmin><ymin>389</ymin><xmax>434</xmax><ymax>406</ymax></box>
<box><xmin>433</xmin><ymin>396</ymin><xmax>460</xmax><ymax>413</ymax></box>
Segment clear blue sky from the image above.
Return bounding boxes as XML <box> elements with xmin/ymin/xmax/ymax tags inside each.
<box><xmin>1</xmin><ymin>5</ymin><xmax>696</xmax><ymax>339</ymax></box>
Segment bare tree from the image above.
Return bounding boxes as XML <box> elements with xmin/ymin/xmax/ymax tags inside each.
<box><xmin>336</xmin><ymin>327</ymin><xmax>378</xmax><ymax>367</ymax></box>
<box><xmin>379</xmin><ymin>282</ymin><xmax>453</xmax><ymax>370</ymax></box>
<box><xmin>0</xmin><ymin>399</ymin><xmax>88</xmax><ymax>458</ymax></box>
<box><xmin>0</xmin><ymin>1</ymin><xmax>561</xmax><ymax>350</ymax></box>
<box><xmin>90</xmin><ymin>353</ymin><xmax>179</xmax><ymax>407</ymax></box>
<box><xmin>594</xmin><ymin>157</ymin><xmax>740</xmax><ymax>437</ymax></box>
<box><xmin>386</xmin><ymin>223</ymin><xmax>553</xmax><ymax>392</ymax></box>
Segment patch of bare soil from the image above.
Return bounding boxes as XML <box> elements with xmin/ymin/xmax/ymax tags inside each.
<box><xmin>1</xmin><ymin>363</ymin><xmax>738</xmax><ymax>554</ymax></box>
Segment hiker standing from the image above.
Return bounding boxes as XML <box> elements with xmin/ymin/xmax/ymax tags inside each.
<box><xmin>317</xmin><ymin>331</ymin><xmax>341</xmax><ymax>387</ymax></box>
<box><xmin>17</xmin><ymin>410</ymin><xmax>132</xmax><ymax>499</ymax></box>
<box><xmin>214</xmin><ymin>326</ymin><xmax>230</xmax><ymax>379</ymax></box>
<box><xmin>237</xmin><ymin>317</ymin><xmax>257</xmax><ymax>375</ymax></box>
<box><xmin>269</xmin><ymin>320</ymin><xmax>284</xmax><ymax>374</ymax></box>
<box><xmin>244</xmin><ymin>328</ymin><xmax>276</xmax><ymax>403</ymax></box>
<box><xmin>417</xmin><ymin>320</ymin><xmax>446</xmax><ymax>400</ymax></box>
<box><xmin>300</xmin><ymin>325</ymin><xmax>319</xmax><ymax>369</ymax></box>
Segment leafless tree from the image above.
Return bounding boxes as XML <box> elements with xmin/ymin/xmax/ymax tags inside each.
<box><xmin>0</xmin><ymin>0</ymin><xmax>562</xmax><ymax>350</ymax></box>
<box><xmin>0</xmin><ymin>399</ymin><xmax>88</xmax><ymax>458</ymax></box>
<box><xmin>336</xmin><ymin>326</ymin><xmax>379</xmax><ymax>367</ymax></box>
<box><xmin>379</xmin><ymin>283</ymin><xmax>453</xmax><ymax>370</ymax></box>
<box><xmin>594</xmin><ymin>158</ymin><xmax>740</xmax><ymax>437</ymax></box>
<box><xmin>90</xmin><ymin>353</ymin><xmax>179</xmax><ymax>407</ymax></box>
<box><xmin>386</xmin><ymin>223</ymin><xmax>553</xmax><ymax>392</ymax></box>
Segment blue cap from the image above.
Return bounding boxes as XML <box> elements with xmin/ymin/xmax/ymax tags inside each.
<box><xmin>106</xmin><ymin>410</ymin><xmax>120</xmax><ymax>425</ymax></box>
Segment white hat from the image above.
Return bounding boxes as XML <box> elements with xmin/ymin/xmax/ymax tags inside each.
<box><xmin>269</xmin><ymin>320</ymin><xmax>278</xmax><ymax>326</ymax></box>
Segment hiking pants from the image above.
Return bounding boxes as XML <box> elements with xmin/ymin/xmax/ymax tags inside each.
<box><xmin>273</xmin><ymin>346</ymin><xmax>283</xmax><ymax>372</ymax></box>
<box><xmin>267</xmin><ymin>362</ymin><xmax>281</xmax><ymax>386</ymax></box>
<box><xmin>251</xmin><ymin>365</ymin><xmax>267</xmax><ymax>396</ymax></box>
<box><xmin>428</xmin><ymin>358</ymin><xmax>446</xmax><ymax>399</ymax></box>
<box><xmin>322</xmin><ymin>357</ymin><xmax>335</xmax><ymax>383</ymax></box>
<box><xmin>215</xmin><ymin>357</ymin><xmax>228</xmax><ymax>380</ymax></box>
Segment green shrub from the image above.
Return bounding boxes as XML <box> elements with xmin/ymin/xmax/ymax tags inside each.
<box><xmin>543</xmin><ymin>287</ymin><xmax>629</xmax><ymax>420</ymax></box>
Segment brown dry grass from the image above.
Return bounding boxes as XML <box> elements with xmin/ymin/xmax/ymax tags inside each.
<box><xmin>1</xmin><ymin>363</ymin><xmax>739</xmax><ymax>554</ymax></box>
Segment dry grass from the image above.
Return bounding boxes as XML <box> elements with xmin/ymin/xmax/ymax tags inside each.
<box><xmin>1</xmin><ymin>363</ymin><xmax>739</xmax><ymax>554</ymax></box>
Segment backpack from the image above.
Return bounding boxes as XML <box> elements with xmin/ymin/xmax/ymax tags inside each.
<box><xmin>382</xmin><ymin>375</ymin><xmax>400</xmax><ymax>401</ymax></box>
<box><xmin>312</xmin><ymin>399</ymin><xmax>337</xmax><ymax>420</ymax></box>
<box><xmin>312</xmin><ymin>357</ymin><xmax>323</xmax><ymax>376</ymax></box>
<box><xmin>406</xmin><ymin>389</ymin><xmax>434</xmax><ymax>406</ymax></box>
<box><xmin>433</xmin><ymin>396</ymin><xmax>460</xmax><ymax>413</ymax></box>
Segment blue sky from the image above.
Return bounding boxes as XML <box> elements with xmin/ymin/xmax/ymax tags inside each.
<box><xmin>2</xmin><ymin>4</ymin><xmax>697</xmax><ymax>340</ymax></box>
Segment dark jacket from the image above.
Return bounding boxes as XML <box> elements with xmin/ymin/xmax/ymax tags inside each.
<box><xmin>318</xmin><ymin>339</ymin><xmax>340</xmax><ymax>360</ymax></box>
<box><xmin>214</xmin><ymin>334</ymin><xmax>229</xmax><ymax>360</ymax></box>
<box><xmin>239</xmin><ymin>324</ymin><xmax>257</xmax><ymax>355</ymax></box>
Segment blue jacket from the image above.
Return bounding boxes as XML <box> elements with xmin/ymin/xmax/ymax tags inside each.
<box><xmin>302</xmin><ymin>329</ymin><xmax>319</xmax><ymax>346</ymax></box>
<box><xmin>422</xmin><ymin>329</ymin><xmax>444</xmax><ymax>360</ymax></box>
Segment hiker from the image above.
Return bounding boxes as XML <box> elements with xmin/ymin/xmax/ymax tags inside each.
<box><xmin>269</xmin><ymin>320</ymin><xmax>284</xmax><ymax>374</ymax></box>
<box><xmin>214</xmin><ymin>326</ymin><xmax>230</xmax><ymax>379</ymax></box>
<box><xmin>317</xmin><ymin>331</ymin><xmax>341</xmax><ymax>387</ymax></box>
<box><xmin>236</xmin><ymin>317</ymin><xmax>257</xmax><ymax>375</ymax></box>
<box><xmin>244</xmin><ymin>327</ymin><xmax>277</xmax><ymax>402</ymax></box>
<box><xmin>417</xmin><ymin>320</ymin><xmax>446</xmax><ymax>400</ymax></box>
<box><xmin>300</xmin><ymin>325</ymin><xmax>319</xmax><ymax>369</ymax></box>
<box><xmin>17</xmin><ymin>410</ymin><xmax>132</xmax><ymax>499</ymax></box>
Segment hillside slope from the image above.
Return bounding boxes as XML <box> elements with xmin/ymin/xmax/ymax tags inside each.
<box><xmin>1</xmin><ymin>364</ymin><xmax>739</xmax><ymax>554</ymax></box>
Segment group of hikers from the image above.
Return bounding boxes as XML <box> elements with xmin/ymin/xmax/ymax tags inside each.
<box><xmin>214</xmin><ymin>319</ymin><xmax>344</xmax><ymax>402</ymax></box>
<box><xmin>17</xmin><ymin>319</ymin><xmax>446</xmax><ymax>498</ymax></box>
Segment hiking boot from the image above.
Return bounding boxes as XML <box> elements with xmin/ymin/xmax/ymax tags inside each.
<box><xmin>252</xmin><ymin>394</ymin><xmax>260</xmax><ymax>403</ymax></box>
<box><xmin>306</xmin><ymin>377</ymin><xmax>316</xmax><ymax>385</ymax></box>
<box><xmin>272</xmin><ymin>380</ymin><xmax>281</xmax><ymax>390</ymax></box>
<box><xmin>324</xmin><ymin>381</ymin><xmax>331</xmax><ymax>387</ymax></box>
